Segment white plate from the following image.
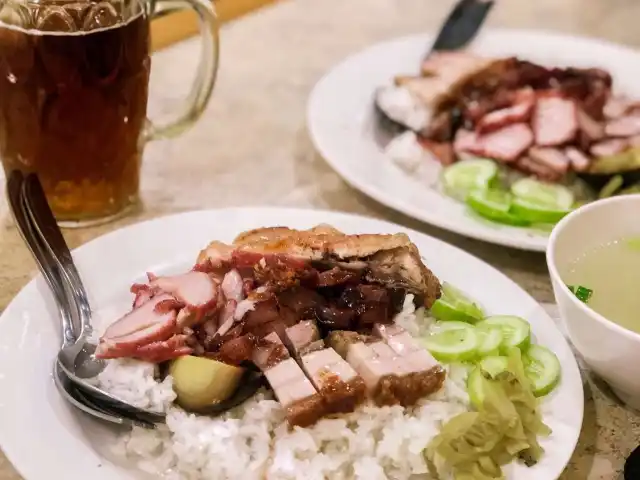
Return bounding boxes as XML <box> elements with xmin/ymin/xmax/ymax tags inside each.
<box><xmin>0</xmin><ymin>207</ymin><xmax>583</xmax><ymax>479</ymax></box>
<box><xmin>307</xmin><ymin>29</ymin><xmax>640</xmax><ymax>252</ymax></box>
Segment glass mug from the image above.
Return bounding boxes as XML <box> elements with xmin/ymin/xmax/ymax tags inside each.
<box><xmin>0</xmin><ymin>0</ymin><xmax>218</xmax><ymax>226</ymax></box>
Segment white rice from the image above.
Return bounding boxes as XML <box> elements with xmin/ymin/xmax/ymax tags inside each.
<box><xmin>98</xmin><ymin>295</ymin><xmax>470</xmax><ymax>479</ymax></box>
<box><xmin>383</xmin><ymin>131</ymin><xmax>444</xmax><ymax>188</ymax></box>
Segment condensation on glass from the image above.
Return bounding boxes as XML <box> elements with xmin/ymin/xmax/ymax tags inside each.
<box><xmin>0</xmin><ymin>0</ymin><xmax>219</xmax><ymax>226</ymax></box>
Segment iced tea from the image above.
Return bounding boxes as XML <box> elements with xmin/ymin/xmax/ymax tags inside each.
<box><xmin>0</xmin><ymin>6</ymin><xmax>151</xmax><ymax>224</ymax></box>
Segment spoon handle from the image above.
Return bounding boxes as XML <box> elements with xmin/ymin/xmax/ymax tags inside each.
<box><xmin>22</xmin><ymin>173</ymin><xmax>94</xmax><ymax>339</ymax></box>
<box><xmin>6</xmin><ymin>171</ymin><xmax>76</xmax><ymax>347</ymax></box>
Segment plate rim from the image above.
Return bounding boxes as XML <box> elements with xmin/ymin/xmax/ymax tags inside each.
<box><xmin>306</xmin><ymin>28</ymin><xmax>640</xmax><ymax>253</ymax></box>
<box><xmin>0</xmin><ymin>206</ymin><xmax>584</xmax><ymax>479</ymax></box>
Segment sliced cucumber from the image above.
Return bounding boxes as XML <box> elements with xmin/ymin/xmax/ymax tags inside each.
<box><xmin>466</xmin><ymin>189</ymin><xmax>531</xmax><ymax>227</ymax></box>
<box><xmin>430</xmin><ymin>282</ymin><xmax>484</xmax><ymax>324</ymax></box>
<box><xmin>478</xmin><ymin>356</ymin><xmax>509</xmax><ymax>378</ymax></box>
<box><xmin>420</xmin><ymin>322</ymin><xmax>478</xmax><ymax>363</ymax></box>
<box><xmin>510</xmin><ymin>197</ymin><xmax>571</xmax><ymax>224</ymax></box>
<box><xmin>476</xmin><ymin>323</ymin><xmax>504</xmax><ymax>357</ymax></box>
<box><xmin>442</xmin><ymin>158</ymin><xmax>498</xmax><ymax>200</ymax></box>
<box><xmin>510</xmin><ymin>178</ymin><xmax>574</xmax><ymax>210</ymax></box>
<box><xmin>478</xmin><ymin>315</ymin><xmax>531</xmax><ymax>353</ymax></box>
<box><xmin>523</xmin><ymin>345</ymin><xmax>562</xmax><ymax>397</ymax></box>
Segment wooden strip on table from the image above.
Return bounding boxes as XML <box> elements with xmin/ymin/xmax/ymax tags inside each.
<box><xmin>151</xmin><ymin>0</ymin><xmax>280</xmax><ymax>51</ymax></box>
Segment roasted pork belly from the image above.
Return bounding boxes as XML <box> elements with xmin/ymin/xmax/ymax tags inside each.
<box><xmin>280</xmin><ymin>321</ymin><xmax>366</xmax><ymax>414</ymax></box>
<box><xmin>196</xmin><ymin>225</ymin><xmax>442</xmax><ymax>309</ymax></box>
<box><xmin>299</xmin><ymin>347</ymin><xmax>367</xmax><ymax>414</ymax></box>
<box><xmin>326</xmin><ymin>328</ymin><xmax>445</xmax><ymax>407</ymax></box>
<box><xmin>252</xmin><ymin>333</ymin><xmax>325</xmax><ymax>427</ymax></box>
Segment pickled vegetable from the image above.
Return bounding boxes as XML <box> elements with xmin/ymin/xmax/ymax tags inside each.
<box><xmin>426</xmin><ymin>348</ymin><xmax>551</xmax><ymax>479</ymax></box>
<box><xmin>169</xmin><ymin>355</ymin><xmax>244</xmax><ymax>411</ymax></box>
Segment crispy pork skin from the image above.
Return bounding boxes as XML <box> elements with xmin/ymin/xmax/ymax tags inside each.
<box><xmin>196</xmin><ymin>225</ymin><xmax>442</xmax><ymax>308</ymax></box>
<box><xmin>373</xmin><ymin>324</ymin><xmax>446</xmax><ymax>405</ymax></box>
<box><xmin>299</xmin><ymin>347</ymin><xmax>367</xmax><ymax>414</ymax></box>
<box><xmin>326</xmin><ymin>329</ymin><xmax>445</xmax><ymax>407</ymax></box>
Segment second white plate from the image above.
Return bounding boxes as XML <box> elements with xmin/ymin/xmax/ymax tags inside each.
<box><xmin>307</xmin><ymin>29</ymin><xmax>640</xmax><ymax>251</ymax></box>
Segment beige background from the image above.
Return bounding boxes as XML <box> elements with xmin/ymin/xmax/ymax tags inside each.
<box><xmin>1</xmin><ymin>0</ymin><xmax>640</xmax><ymax>478</ymax></box>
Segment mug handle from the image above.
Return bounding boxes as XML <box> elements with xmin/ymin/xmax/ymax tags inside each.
<box><xmin>144</xmin><ymin>0</ymin><xmax>219</xmax><ymax>141</ymax></box>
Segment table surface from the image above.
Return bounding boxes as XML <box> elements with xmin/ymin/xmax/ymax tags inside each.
<box><xmin>1</xmin><ymin>0</ymin><xmax>640</xmax><ymax>478</ymax></box>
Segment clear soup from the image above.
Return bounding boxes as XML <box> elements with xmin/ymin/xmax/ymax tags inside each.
<box><xmin>563</xmin><ymin>237</ymin><xmax>640</xmax><ymax>334</ymax></box>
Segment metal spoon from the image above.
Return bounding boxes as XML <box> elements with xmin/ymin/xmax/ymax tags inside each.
<box><xmin>7</xmin><ymin>170</ymin><xmax>156</xmax><ymax>427</ymax></box>
<box><xmin>12</xmin><ymin>171</ymin><xmax>266</xmax><ymax>421</ymax></box>
<box><xmin>8</xmin><ymin>171</ymin><xmax>165</xmax><ymax>422</ymax></box>
<box><xmin>53</xmin><ymin>360</ymin><xmax>156</xmax><ymax>429</ymax></box>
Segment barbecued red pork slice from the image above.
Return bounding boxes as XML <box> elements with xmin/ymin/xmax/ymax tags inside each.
<box><xmin>605</xmin><ymin>115</ymin><xmax>640</xmax><ymax>138</ymax></box>
<box><xmin>590</xmin><ymin>138</ymin><xmax>629</xmax><ymax>158</ymax></box>
<box><xmin>252</xmin><ymin>333</ymin><xmax>325</xmax><ymax>427</ymax></box>
<box><xmin>514</xmin><ymin>156</ymin><xmax>564</xmax><ymax>182</ymax></box>
<box><xmin>457</xmin><ymin>124</ymin><xmax>534</xmax><ymax>163</ymax></box>
<box><xmin>221</xmin><ymin>269</ymin><xmax>244</xmax><ymax>302</ymax></box>
<box><xmin>528</xmin><ymin>147</ymin><xmax>570</xmax><ymax>175</ymax></box>
<box><xmin>533</xmin><ymin>95</ymin><xmax>578</xmax><ymax>146</ymax></box>
<box><xmin>576</xmin><ymin>108</ymin><xmax>605</xmax><ymax>143</ymax></box>
<box><xmin>604</xmin><ymin>96</ymin><xmax>640</xmax><ymax>119</ymax></box>
<box><xmin>146</xmin><ymin>271</ymin><xmax>220</xmax><ymax>329</ymax></box>
<box><xmin>299</xmin><ymin>347</ymin><xmax>367</xmax><ymax>414</ymax></box>
<box><xmin>630</xmin><ymin>135</ymin><xmax>640</xmax><ymax>148</ymax></box>
<box><xmin>453</xmin><ymin>129</ymin><xmax>477</xmax><ymax>155</ymax></box>
<box><xmin>96</xmin><ymin>294</ymin><xmax>183</xmax><ymax>359</ymax></box>
<box><xmin>476</xmin><ymin>89</ymin><xmax>535</xmax><ymax>134</ymax></box>
<box><xmin>565</xmin><ymin>147</ymin><xmax>591</xmax><ymax>172</ymax></box>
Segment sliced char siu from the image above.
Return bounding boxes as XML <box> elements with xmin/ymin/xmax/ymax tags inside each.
<box><xmin>532</xmin><ymin>94</ymin><xmax>578</xmax><ymax>147</ymax></box>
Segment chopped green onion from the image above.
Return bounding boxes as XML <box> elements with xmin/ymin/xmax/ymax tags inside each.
<box><xmin>567</xmin><ymin>284</ymin><xmax>593</xmax><ymax>303</ymax></box>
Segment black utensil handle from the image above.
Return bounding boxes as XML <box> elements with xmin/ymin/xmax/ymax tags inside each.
<box><xmin>430</xmin><ymin>0</ymin><xmax>495</xmax><ymax>55</ymax></box>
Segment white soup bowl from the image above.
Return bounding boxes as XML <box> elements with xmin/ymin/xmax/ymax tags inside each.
<box><xmin>547</xmin><ymin>194</ymin><xmax>640</xmax><ymax>409</ymax></box>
